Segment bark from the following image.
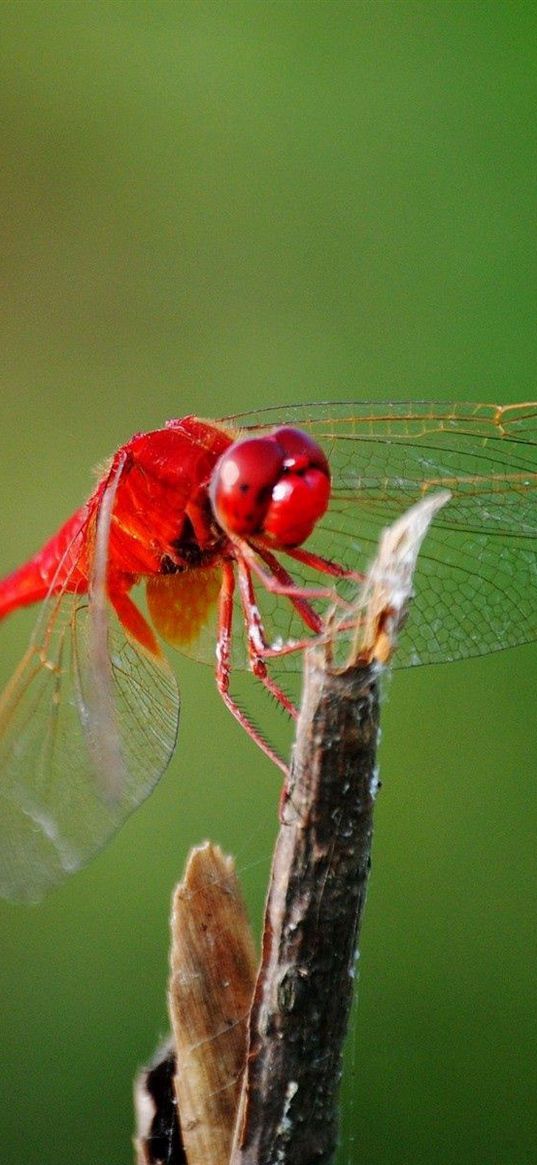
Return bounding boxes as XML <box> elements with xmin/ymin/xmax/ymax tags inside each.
<box><xmin>229</xmin><ymin>653</ymin><xmax>379</xmax><ymax>1164</ymax></box>
<box><xmin>229</xmin><ymin>491</ymin><xmax>450</xmax><ymax>1164</ymax></box>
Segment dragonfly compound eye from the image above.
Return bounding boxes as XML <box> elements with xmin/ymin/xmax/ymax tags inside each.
<box><xmin>263</xmin><ymin>427</ymin><xmax>331</xmax><ymax>546</ymax></box>
<box><xmin>211</xmin><ymin>427</ymin><xmax>331</xmax><ymax>547</ymax></box>
<box><xmin>210</xmin><ymin>436</ymin><xmax>286</xmax><ymax>537</ymax></box>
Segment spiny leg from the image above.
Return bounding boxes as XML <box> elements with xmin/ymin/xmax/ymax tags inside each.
<box><xmin>282</xmin><ymin>544</ymin><xmax>365</xmax><ymax>584</ymax></box>
<box><xmin>253</xmin><ymin>542</ymin><xmax>357</xmax><ymax>622</ymax></box>
<box><xmin>249</xmin><ymin>544</ymin><xmax>366</xmax><ymax>662</ymax></box>
<box><xmin>215</xmin><ymin>560</ymin><xmax>288</xmax><ymax>775</ymax></box>
<box><xmin>109</xmin><ymin>586</ymin><xmax>161</xmax><ymax>657</ymax></box>
<box><xmin>235</xmin><ymin>557</ymin><xmax>312</xmax><ymax>820</ymax></box>
<box><xmin>235</xmin><ymin>557</ymin><xmax>299</xmax><ymax>720</ymax></box>
<box><xmin>245</xmin><ymin>544</ymin><xmax>325</xmax><ymax>632</ymax></box>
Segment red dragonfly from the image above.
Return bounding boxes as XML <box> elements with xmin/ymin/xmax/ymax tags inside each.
<box><xmin>0</xmin><ymin>401</ymin><xmax>536</xmax><ymax>901</ymax></box>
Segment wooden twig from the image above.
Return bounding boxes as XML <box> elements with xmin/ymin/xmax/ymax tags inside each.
<box><xmin>230</xmin><ymin>491</ymin><xmax>450</xmax><ymax>1164</ymax></box>
<box><xmin>230</xmin><ymin>654</ymin><xmax>380</xmax><ymax>1164</ymax></box>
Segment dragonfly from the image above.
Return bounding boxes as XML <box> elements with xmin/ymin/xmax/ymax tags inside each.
<box><xmin>0</xmin><ymin>401</ymin><xmax>536</xmax><ymax>902</ymax></box>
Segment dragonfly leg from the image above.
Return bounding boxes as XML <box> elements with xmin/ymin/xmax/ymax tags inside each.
<box><xmin>235</xmin><ymin>545</ymin><xmax>366</xmax><ymax>663</ymax></box>
<box><xmin>247</xmin><ymin>542</ymin><xmax>354</xmax><ymax>621</ymax></box>
<box><xmin>239</xmin><ymin>544</ymin><xmax>325</xmax><ymax>633</ymax></box>
<box><xmin>282</xmin><ymin>544</ymin><xmax>365</xmax><ymax>584</ymax></box>
<box><xmin>109</xmin><ymin>585</ymin><xmax>161</xmax><ymax>657</ymax></box>
<box><xmin>215</xmin><ymin>561</ymin><xmax>288</xmax><ymax>775</ymax></box>
<box><xmin>236</xmin><ymin>558</ymin><xmax>299</xmax><ymax>719</ymax></box>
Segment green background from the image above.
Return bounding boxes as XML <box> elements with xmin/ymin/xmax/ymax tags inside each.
<box><xmin>0</xmin><ymin>3</ymin><xmax>535</xmax><ymax>1163</ymax></box>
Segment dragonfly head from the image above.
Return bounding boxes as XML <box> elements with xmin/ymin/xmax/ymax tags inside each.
<box><xmin>210</xmin><ymin>426</ymin><xmax>331</xmax><ymax>547</ymax></box>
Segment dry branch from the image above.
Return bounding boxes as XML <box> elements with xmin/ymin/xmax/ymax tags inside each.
<box><xmin>230</xmin><ymin>491</ymin><xmax>450</xmax><ymax>1164</ymax></box>
<box><xmin>230</xmin><ymin>654</ymin><xmax>380</xmax><ymax>1164</ymax></box>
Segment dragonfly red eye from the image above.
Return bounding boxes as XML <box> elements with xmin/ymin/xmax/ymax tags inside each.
<box><xmin>211</xmin><ymin>436</ymin><xmax>286</xmax><ymax>538</ymax></box>
<box><xmin>211</xmin><ymin>427</ymin><xmax>331</xmax><ymax>547</ymax></box>
<box><xmin>270</xmin><ymin>426</ymin><xmax>330</xmax><ymax>476</ymax></box>
<box><xmin>263</xmin><ymin>427</ymin><xmax>331</xmax><ymax>546</ymax></box>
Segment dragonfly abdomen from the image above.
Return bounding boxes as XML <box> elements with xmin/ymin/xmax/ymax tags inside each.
<box><xmin>0</xmin><ymin>505</ymin><xmax>91</xmax><ymax>620</ymax></box>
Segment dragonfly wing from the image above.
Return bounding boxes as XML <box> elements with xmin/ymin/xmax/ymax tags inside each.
<box><xmin>221</xmin><ymin>402</ymin><xmax>537</xmax><ymax>668</ymax></box>
<box><xmin>0</xmin><ymin>592</ymin><xmax>179</xmax><ymax>902</ymax></box>
<box><xmin>87</xmin><ymin>453</ymin><xmax>131</xmax><ymax>802</ymax></box>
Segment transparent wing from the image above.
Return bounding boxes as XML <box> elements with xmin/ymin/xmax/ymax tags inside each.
<box><xmin>0</xmin><ymin>590</ymin><xmax>179</xmax><ymax>901</ymax></box>
<box><xmin>218</xmin><ymin>401</ymin><xmax>537</xmax><ymax>670</ymax></box>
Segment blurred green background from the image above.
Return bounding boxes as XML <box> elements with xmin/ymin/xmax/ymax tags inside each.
<box><xmin>0</xmin><ymin>2</ymin><xmax>535</xmax><ymax>1163</ymax></box>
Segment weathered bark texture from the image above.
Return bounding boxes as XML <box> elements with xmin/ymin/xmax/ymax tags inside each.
<box><xmin>230</xmin><ymin>652</ymin><xmax>380</xmax><ymax>1164</ymax></box>
<box><xmin>229</xmin><ymin>493</ymin><xmax>450</xmax><ymax>1164</ymax></box>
